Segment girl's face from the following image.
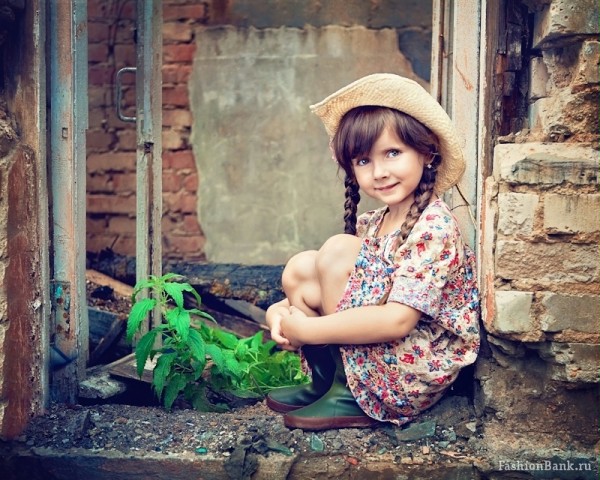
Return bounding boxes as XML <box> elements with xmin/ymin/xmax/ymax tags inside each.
<box><xmin>351</xmin><ymin>125</ymin><xmax>427</xmax><ymax>213</ymax></box>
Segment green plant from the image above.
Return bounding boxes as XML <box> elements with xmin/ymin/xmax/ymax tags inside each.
<box><xmin>126</xmin><ymin>273</ymin><xmax>308</xmax><ymax>411</ymax></box>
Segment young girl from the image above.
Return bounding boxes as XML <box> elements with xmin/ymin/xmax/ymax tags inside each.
<box><xmin>265</xmin><ymin>74</ymin><xmax>480</xmax><ymax>431</ymax></box>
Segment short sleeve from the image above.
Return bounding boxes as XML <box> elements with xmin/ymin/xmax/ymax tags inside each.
<box><xmin>388</xmin><ymin>205</ymin><xmax>464</xmax><ymax>319</ymax></box>
<box><xmin>356</xmin><ymin>208</ymin><xmax>386</xmax><ymax>238</ymax></box>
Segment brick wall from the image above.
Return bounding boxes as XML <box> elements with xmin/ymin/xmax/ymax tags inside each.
<box><xmin>87</xmin><ymin>0</ymin><xmax>208</xmax><ymax>260</ymax></box>
<box><xmin>478</xmin><ymin>0</ymin><xmax>599</xmax><ymax>444</ymax></box>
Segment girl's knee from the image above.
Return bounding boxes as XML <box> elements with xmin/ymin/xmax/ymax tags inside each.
<box><xmin>282</xmin><ymin>250</ymin><xmax>318</xmax><ymax>292</ymax></box>
<box><xmin>316</xmin><ymin>234</ymin><xmax>361</xmax><ymax>275</ymax></box>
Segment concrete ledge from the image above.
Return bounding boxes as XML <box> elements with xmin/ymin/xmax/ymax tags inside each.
<box><xmin>0</xmin><ymin>444</ymin><xmax>483</xmax><ymax>480</ymax></box>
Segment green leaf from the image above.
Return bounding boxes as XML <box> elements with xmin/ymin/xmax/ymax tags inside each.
<box><xmin>205</xmin><ymin>343</ymin><xmax>224</xmax><ymax>371</ymax></box>
<box><xmin>189</xmin><ymin>309</ymin><xmax>217</xmax><ymax>323</ymax></box>
<box><xmin>163</xmin><ymin>281</ymin><xmax>187</xmax><ymax>308</ymax></box>
<box><xmin>134</xmin><ymin>330</ymin><xmax>158</xmax><ymax>378</ymax></box>
<box><xmin>132</xmin><ymin>278</ymin><xmax>157</xmax><ymax>301</ymax></box>
<box><xmin>187</xmin><ymin>329</ymin><xmax>206</xmax><ymax>362</ymax></box>
<box><xmin>163</xmin><ymin>374</ymin><xmax>188</xmax><ymax>410</ymax></box>
<box><xmin>153</xmin><ymin>352</ymin><xmax>176</xmax><ymax>397</ymax></box>
<box><xmin>250</xmin><ymin>330</ymin><xmax>264</xmax><ymax>350</ymax></box>
<box><xmin>165</xmin><ymin>307</ymin><xmax>190</xmax><ymax>341</ymax></box>
<box><xmin>126</xmin><ymin>297</ymin><xmax>156</xmax><ymax>342</ymax></box>
<box><xmin>222</xmin><ymin>350</ymin><xmax>243</xmax><ymax>379</ymax></box>
<box><xmin>160</xmin><ymin>272</ymin><xmax>181</xmax><ymax>282</ymax></box>
<box><xmin>179</xmin><ymin>282</ymin><xmax>203</xmax><ymax>306</ymax></box>
<box><xmin>214</xmin><ymin>329</ymin><xmax>240</xmax><ymax>349</ymax></box>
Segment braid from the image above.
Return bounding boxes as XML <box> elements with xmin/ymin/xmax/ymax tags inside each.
<box><xmin>395</xmin><ymin>163</ymin><xmax>437</xmax><ymax>247</ymax></box>
<box><xmin>343</xmin><ymin>174</ymin><xmax>360</xmax><ymax>235</ymax></box>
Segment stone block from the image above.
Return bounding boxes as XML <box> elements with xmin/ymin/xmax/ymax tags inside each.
<box><xmin>529</xmin><ymin>56</ymin><xmax>549</xmax><ymax>100</ymax></box>
<box><xmin>533</xmin><ymin>0</ymin><xmax>600</xmax><ymax>49</ymax></box>
<box><xmin>573</xmin><ymin>40</ymin><xmax>600</xmax><ymax>88</ymax></box>
<box><xmin>529</xmin><ymin>88</ymin><xmax>599</xmax><ymax>139</ymax></box>
<box><xmin>536</xmin><ymin>342</ymin><xmax>600</xmax><ymax>383</ymax></box>
<box><xmin>496</xmin><ymin>240</ymin><xmax>599</xmax><ymax>283</ymax></box>
<box><xmin>497</xmin><ymin>192</ymin><xmax>539</xmax><ymax>235</ymax></box>
<box><xmin>543</xmin><ymin>193</ymin><xmax>600</xmax><ymax>233</ymax></box>
<box><xmin>494</xmin><ymin>143</ymin><xmax>599</xmax><ymax>185</ymax></box>
<box><xmin>541</xmin><ymin>293</ymin><xmax>599</xmax><ymax>333</ymax></box>
<box><xmin>494</xmin><ymin>291</ymin><xmax>534</xmax><ymax>333</ymax></box>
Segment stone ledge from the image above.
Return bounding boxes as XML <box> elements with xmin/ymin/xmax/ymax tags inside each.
<box><xmin>0</xmin><ymin>444</ymin><xmax>483</xmax><ymax>480</ymax></box>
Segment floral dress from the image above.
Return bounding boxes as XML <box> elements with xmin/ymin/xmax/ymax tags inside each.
<box><xmin>336</xmin><ymin>198</ymin><xmax>480</xmax><ymax>426</ymax></box>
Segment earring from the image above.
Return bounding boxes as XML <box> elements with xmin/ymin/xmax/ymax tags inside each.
<box><xmin>426</xmin><ymin>163</ymin><xmax>433</xmax><ymax>169</ymax></box>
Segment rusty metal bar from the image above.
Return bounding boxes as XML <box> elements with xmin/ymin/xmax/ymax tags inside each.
<box><xmin>48</xmin><ymin>0</ymin><xmax>88</xmax><ymax>402</ymax></box>
<box><xmin>135</xmin><ymin>0</ymin><xmax>163</xmax><ymax>336</ymax></box>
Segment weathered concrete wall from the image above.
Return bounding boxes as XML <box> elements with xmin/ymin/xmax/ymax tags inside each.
<box><xmin>191</xmin><ymin>25</ymin><xmax>427</xmax><ymax>264</ymax></box>
<box><xmin>478</xmin><ymin>0</ymin><xmax>599</xmax><ymax>447</ymax></box>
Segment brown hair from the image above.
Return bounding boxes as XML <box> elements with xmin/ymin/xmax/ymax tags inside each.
<box><xmin>332</xmin><ymin>106</ymin><xmax>441</xmax><ymax>246</ymax></box>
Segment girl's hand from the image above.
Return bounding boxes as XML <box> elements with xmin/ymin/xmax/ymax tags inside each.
<box><xmin>265</xmin><ymin>301</ymin><xmax>296</xmax><ymax>351</ymax></box>
<box><xmin>280</xmin><ymin>306</ymin><xmax>309</xmax><ymax>348</ymax></box>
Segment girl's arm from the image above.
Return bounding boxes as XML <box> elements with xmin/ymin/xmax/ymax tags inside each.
<box><xmin>281</xmin><ymin>302</ymin><xmax>421</xmax><ymax>346</ymax></box>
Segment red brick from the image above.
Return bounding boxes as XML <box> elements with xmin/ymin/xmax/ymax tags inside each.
<box><xmin>163</xmin><ymin>150</ymin><xmax>196</xmax><ymax>170</ymax></box>
<box><xmin>89</xmin><ymin>65</ymin><xmax>116</xmax><ymax>86</ymax></box>
<box><xmin>164</xmin><ymin>44</ymin><xmax>196</xmax><ymax>64</ymax></box>
<box><xmin>163</xmin><ymin>4</ymin><xmax>208</xmax><ymax>22</ymax></box>
<box><xmin>88</xmin><ymin>107</ymin><xmax>108</xmax><ymax>128</ymax></box>
<box><xmin>108</xmin><ymin>216</ymin><xmax>137</xmax><ymax>234</ymax></box>
<box><xmin>163</xmin><ymin>22</ymin><xmax>193</xmax><ymax>43</ymax></box>
<box><xmin>87</xmin><ymin>194</ymin><xmax>136</xmax><ymax>214</ymax></box>
<box><xmin>162</xmin><ymin>215</ymin><xmax>177</xmax><ymax>233</ymax></box>
<box><xmin>112</xmin><ymin>235</ymin><xmax>136</xmax><ymax>256</ymax></box>
<box><xmin>88</xmin><ymin>87</ymin><xmax>110</xmax><ymax>108</ymax></box>
<box><xmin>88</xmin><ymin>1</ymin><xmax>110</xmax><ymax>19</ymax></box>
<box><xmin>183</xmin><ymin>214</ymin><xmax>201</xmax><ymax>234</ymax></box>
<box><xmin>162</xmin><ymin>64</ymin><xmax>192</xmax><ymax>84</ymax></box>
<box><xmin>180</xmin><ymin>193</ymin><xmax>197</xmax><ymax>213</ymax></box>
<box><xmin>114</xmin><ymin>44</ymin><xmax>136</xmax><ymax>69</ymax></box>
<box><xmin>112</xmin><ymin>173</ymin><xmax>137</xmax><ymax>193</ymax></box>
<box><xmin>116</xmin><ymin>129</ymin><xmax>137</xmax><ymax>151</ymax></box>
<box><xmin>86</xmin><ymin>173</ymin><xmax>112</xmax><ymax>193</ymax></box>
<box><xmin>119</xmin><ymin>1</ymin><xmax>136</xmax><ymax>20</ymax></box>
<box><xmin>183</xmin><ymin>173</ymin><xmax>198</xmax><ymax>192</ymax></box>
<box><xmin>86</xmin><ymin>130</ymin><xmax>116</xmax><ymax>151</ymax></box>
<box><xmin>87</xmin><ymin>152</ymin><xmax>136</xmax><ymax>172</ymax></box>
<box><xmin>120</xmin><ymin>87</ymin><xmax>136</xmax><ymax>109</ymax></box>
<box><xmin>167</xmin><ymin>235</ymin><xmax>205</xmax><ymax>255</ymax></box>
<box><xmin>114</xmin><ymin>23</ymin><xmax>136</xmax><ymax>44</ymax></box>
<box><xmin>163</xmin><ymin>109</ymin><xmax>192</xmax><ymax>127</ymax></box>
<box><xmin>87</xmin><ymin>234</ymin><xmax>120</xmax><ymax>254</ymax></box>
<box><xmin>163</xmin><ymin>171</ymin><xmax>183</xmax><ymax>192</ymax></box>
<box><xmin>162</xmin><ymin>129</ymin><xmax>185</xmax><ymax>150</ymax></box>
<box><xmin>86</xmin><ymin>217</ymin><xmax>109</xmax><ymax>234</ymax></box>
<box><xmin>164</xmin><ymin>192</ymin><xmax>197</xmax><ymax>213</ymax></box>
<box><xmin>88</xmin><ymin>22</ymin><xmax>110</xmax><ymax>43</ymax></box>
<box><xmin>88</xmin><ymin>43</ymin><xmax>109</xmax><ymax>63</ymax></box>
<box><xmin>163</xmin><ymin>86</ymin><xmax>189</xmax><ymax>107</ymax></box>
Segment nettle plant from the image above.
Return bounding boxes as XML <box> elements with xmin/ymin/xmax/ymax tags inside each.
<box><xmin>126</xmin><ymin>273</ymin><xmax>307</xmax><ymax>411</ymax></box>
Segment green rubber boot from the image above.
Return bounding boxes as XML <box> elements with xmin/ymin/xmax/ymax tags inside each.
<box><xmin>283</xmin><ymin>345</ymin><xmax>380</xmax><ymax>430</ymax></box>
<box><xmin>266</xmin><ymin>344</ymin><xmax>335</xmax><ymax>413</ymax></box>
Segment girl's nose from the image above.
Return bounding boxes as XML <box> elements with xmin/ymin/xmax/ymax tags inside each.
<box><xmin>372</xmin><ymin>159</ymin><xmax>388</xmax><ymax>179</ymax></box>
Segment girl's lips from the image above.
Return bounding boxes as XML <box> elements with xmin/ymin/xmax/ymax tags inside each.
<box><xmin>375</xmin><ymin>183</ymin><xmax>398</xmax><ymax>192</ymax></box>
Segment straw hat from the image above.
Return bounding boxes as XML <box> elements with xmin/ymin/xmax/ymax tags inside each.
<box><xmin>310</xmin><ymin>73</ymin><xmax>465</xmax><ymax>194</ymax></box>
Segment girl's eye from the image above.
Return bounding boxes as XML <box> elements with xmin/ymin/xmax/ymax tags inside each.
<box><xmin>387</xmin><ymin>149</ymin><xmax>400</xmax><ymax>158</ymax></box>
<box><xmin>353</xmin><ymin>157</ymin><xmax>369</xmax><ymax>166</ymax></box>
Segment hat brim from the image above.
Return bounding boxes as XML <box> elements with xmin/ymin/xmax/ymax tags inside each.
<box><xmin>310</xmin><ymin>73</ymin><xmax>465</xmax><ymax>194</ymax></box>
